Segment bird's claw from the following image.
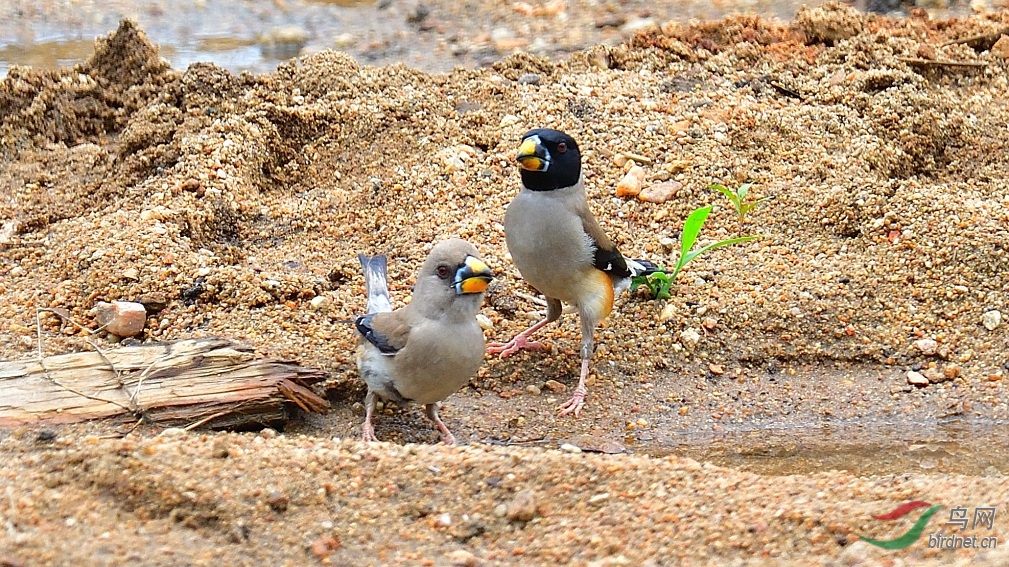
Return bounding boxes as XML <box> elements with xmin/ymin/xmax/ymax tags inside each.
<box><xmin>487</xmin><ymin>335</ymin><xmax>546</xmax><ymax>358</ymax></box>
<box><xmin>557</xmin><ymin>385</ymin><xmax>587</xmax><ymax>417</ymax></box>
<box><xmin>361</xmin><ymin>422</ymin><xmax>378</xmax><ymax>442</ymax></box>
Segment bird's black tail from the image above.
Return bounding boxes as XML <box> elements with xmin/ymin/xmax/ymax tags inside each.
<box><xmin>358</xmin><ymin>254</ymin><xmax>392</xmax><ymax>314</ymax></box>
<box><xmin>626</xmin><ymin>258</ymin><xmax>665</xmax><ymax>277</ymax></box>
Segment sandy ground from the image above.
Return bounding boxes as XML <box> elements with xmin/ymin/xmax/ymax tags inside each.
<box><xmin>3</xmin><ymin>2</ymin><xmax>1009</xmax><ymax>565</ymax></box>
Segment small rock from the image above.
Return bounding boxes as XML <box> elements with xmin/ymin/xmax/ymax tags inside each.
<box><xmin>992</xmin><ymin>35</ymin><xmax>1009</xmax><ymax>59</ymax></box>
<box><xmin>499</xmin><ymin>114</ymin><xmax>520</xmax><ymax>127</ymax></box>
<box><xmin>309</xmin><ymin>295</ymin><xmax>331</xmax><ymax>311</ymax></box>
<box><xmin>621</xmin><ymin>17</ymin><xmax>657</xmax><ymax>34</ymax></box>
<box><xmin>160</xmin><ymin>427</ymin><xmax>187</xmax><ymax>437</ymax></box>
<box><xmin>138</xmin><ymin>293</ymin><xmax>169</xmax><ymax>313</ymax></box>
<box><xmin>943</xmin><ymin>364</ymin><xmax>961</xmax><ymax>380</ymax></box>
<box><xmin>708</xmin><ymin>363</ymin><xmax>725</xmax><ymax>376</ymax></box>
<box><xmin>659</xmin><ymin>303</ymin><xmax>677</xmax><ymax>322</ymax></box>
<box><xmin>702</xmin><ymin>316</ymin><xmax>717</xmax><ymax>330</ymax></box>
<box><xmin>92</xmin><ymin>301</ymin><xmax>147</xmax><ymax>337</ymax></box>
<box><xmin>333</xmin><ymin>33</ymin><xmax>355</xmax><ymax>48</ymax></box>
<box><xmin>916</xmin><ymin>43</ymin><xmax>936</xmax><ymax>60</ymax></box>
<box><xmin>680</xmin><ymin>328</ymin><xmax>701</xmax><ymax>349</ymax></box>
<box><xmin>259</xmin><ymin>427</ymin><xmax>278</xmax><ymax>438</ymax></box>
<box><xmin>266</xmin><ymin>491</ymin><xmax>289</xmax><ymax>513</ymax></box>
<box><xmin>525</xmin><ymin>384</ymin><xmax>541</xmax><ymax>395</ymax></box>
<box><xmin>913</xmin><ymin>338</ymin><xmax>938</xmax><ymax>356</ymax></box>
<box><xmin>517</xmin><ymin>73</ymin><xmax>541</xmax><ymax>85</ymax></box>
<box><xmin>122</xmin><ymin>267</ymin><xmax>140</xmax><ymax>280</ymax></box>
<box><xmin>493</xmin><ymin>504</ymin><xmax>508</xmax><ymax>517</ymax></box>
<box><xmin>9</xmin><ymin>265</ymin><xmax>24</xmax><ymax>277</ymax></box>
<box><xmin>559</xmin><ymin>443</ymin><xmax>582</xmax><ymax>453</ymax></box>
<box><xmin>982</xmin><ymin>309</ymin><xmax>1002</xmax><ymax>331</ymax></box>
<box><xmin>260</xmin><ymin>25</ymin><xmax>309</xmax><ymax>60</ymax></box>
<box><xmin>923</xmin><ymin>367</ymin><xmax>948</xmax><ymax>384</ymax></box>
<box><xmin>543</xmin><ymin>379</ymin><xmax>566</xmax><ymax>393</ymax></box>
<box><xmin>311</xmin><ymin>535</ymin><xmax>340</xmax><ymax>558</ymax></box>
<box><xmin>436</xmin><ymin>513</ymin><xmax>452</xmax><ymax>527</ymax></box>
<box><xmin>476</xmin><ymin>313</ymin><xmax>494</xmax><ymax>331</ymax></box>
<box><xmin>638</xmin><ymin>181</ymin><xmax>682</xmax><ymax>204</ymax></box>
<box><xmin>907</xmin><ymin>370</ymin><xmax>929</xmax><ymax>387</ymax></box>
<box><xmin>448</xmin><ymin>549</ymin><xmax>482</xmax><ymax>567</ymax></box>
<box><xmin>615</xmin><ymin>165</ymin><xmax>646</xmax><ymax>197</ymax></box>
<box><xmin>506</xmin><ymin>489</ymin><xmax>538</xmax><ymax>522</ymax></box>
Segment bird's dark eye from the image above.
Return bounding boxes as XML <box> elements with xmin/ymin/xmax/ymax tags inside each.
<box><xmin>436</xmin><ymin>265</ymin><xmax>450</xmax><ymax>279</ymax></box>
<box><xmin>557</xmin><ymin>142</ymin><xmax>567</xmax><ymax>153</ymax></box>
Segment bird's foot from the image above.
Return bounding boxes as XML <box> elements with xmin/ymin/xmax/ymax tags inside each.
<box><xmin>437</xmin><ymin>428</ymin><xmax>457</xmax><ymax>446</ymax></box>
<box><xmin>361</xmin><ymin>421</ymin><xmax>378</xmax><ymax>442</ymax></box>
<box><xmin>487</xmin><ymin>335</ymin><xmax>546</xmax><ymax>358</ymax></box>
<box><xmin>426</xmin><ymin>403</ymin><xmax>458</xmax><ymax>445</ymax></box>
<box><xmin>557</xmin><ymin>385</ymin><xmax>587</xmax><ymax>417</ymax></box>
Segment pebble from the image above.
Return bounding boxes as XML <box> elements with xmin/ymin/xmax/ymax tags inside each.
<box><xmin>159</xmin><ymin>427</ymin><xmax>187</xmax><ymax>437</ymax></box>
<box><xmin>309</xmin><ymin>295</ymin><xmax>331</xmax><ymax>311</ymax></box>
<box><xmin>311</xmin><ymin>535</ymin><xmax>340</xmax><ymax>558</ymax></box>
<box><xmin>906</xmin><ymin>371</ymin><xmax>929</xmax><ymax>387</ymax></box>
<box><xmin>259</xmin><ymin>25</ymin><xmax>309</xmax><ymax>59</ymax></box>
<box><xmin>92</xmin><ymin>300</ymin><xmax>147</xmax><ymax>337</ymax></box>
<box><xmin>525</xmin><ymin>384</ymin><xmax>541</xmax><ymax>395</ymax></box>
<box><xmin>448</xmin><ymin>549</ymin><xmax>481</xmax><ymax>567</ymax></box>
<box><xmin>982</xmin><ymin>309</ymin><xmax>1002</xmax><ymax>331</ymax></box>
<box><xmin>476</xmin><ymin>313</ymin><xmax>494</xmax><ymax>330</ymax></box>
<box><xmin>559</xmin><ymin>443</ymin><xmax>582</xmax><ymax>453</ymax></box>
<box><xmin>435</xmin><ymin>513</ymin><xmax>452</xmax><ymax>527</ymax></box>
<box><xmin>543</xmin><ymin>379</ymin><xmax>566</xmax><ymax>393</ymax></box>
<box><xmin>266</xmin><ymin>491</ymin><xmax>289</xmax><ymax>513</ymax></box>
<box><xmin>506</xmin><ymin>489</ymin><xmax>538</xmax><ymax>522</ymax></box>
<box><xmin>517</xmin><ymin>73</ymin><xmax>541</xmax><ymax>85</ymax></box>
<box><xmin>922</xmin><ymin>367</ymin><xmax>947</xmax><ymax>384</ymax></box>
<box><xmin>680</xmin><ymin>328</ymin><xmax>701</xmax><ymax>349</ymax></box>
<box><xmin>913</xmin><ymin>338</ymin><xmax>938</xmax><ymax>356</ymax></box>
<box><xmin>992</xmin><ymin>35</ymin><xmax>1009</xmax><ymax>59</ymax></box>
<box><xmin>659</xmin><ymin>303</ymin><xmax>677</xmax><ymax>321</ymax></box>
<box><xmin>615</xmin><ymin>165</ymin><xmax>646</xmax><ymax>197</ymax></box>
<box><xmin>637</xmin><ymin>181</ymin><xmax>682</xmax><ymax>203</ymax></box>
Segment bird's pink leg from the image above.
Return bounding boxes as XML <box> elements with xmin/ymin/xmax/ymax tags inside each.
<box><xmin>361</xmin><ymin>391</ymin><xmax>379</xmax><ymax>442</ymax></box>
<box><xmin>487</xmin><ymin>317</ymin><xmax>552</xmax><ymax>357</ymax></box>
<box><xmin>425</xmin><ymin>403</ymin><xmax>457</xmax><ymax>445</ymax></box>
<box><xmin>557</xmin><ymin>358</ymin><xmax>590</xmax><ymax>416</ymax></box>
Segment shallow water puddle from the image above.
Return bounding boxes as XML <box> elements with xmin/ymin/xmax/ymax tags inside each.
<box><xmin>635</xmin><ymin>419</ymin><xmax>1009</xmax><ymax>476</ymax></box>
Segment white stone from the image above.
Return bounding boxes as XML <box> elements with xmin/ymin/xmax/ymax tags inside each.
<box><xmin>982</xmin><ymin>310</ymin><xmax>1002</xmax><ymax>331</ymax></box>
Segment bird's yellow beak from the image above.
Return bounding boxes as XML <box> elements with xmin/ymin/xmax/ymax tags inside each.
<box><xmin>516</xmin><ymin>136</ymin><xmax>549</xmax><ymax>171</ymax></box>
<box><xmin>454</xmin><ymin>255</ymin><xmax>493</xmax><ymax>295</ymax></box>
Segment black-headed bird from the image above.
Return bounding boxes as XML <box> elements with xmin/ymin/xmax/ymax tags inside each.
<box><xmin>489</xmin><ymin>129</ymin><xmax>656</xmax><ymax>416</ymax></box>
<box><xmin>356</xmin><ymin>238</ymin><xmax>493</xmax><ymax>444</ymax></box>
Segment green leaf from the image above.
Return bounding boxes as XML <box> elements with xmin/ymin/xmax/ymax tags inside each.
<box><xmin>679</xmin><ymin>205</ymin><xmax>712</xmax><ymax>263</ymax></box>
<box><xmin>684</xmin><ymin>235</ymin><xmax>760</xmax><ymax>265</ymax></box>
<box><xmin>709</xmin><ymin>184</ymin><xmax>739</xmax><ymax>208</ymax></box>
<box><xmin>737</xmin><ymin>183</ymin><xmax>752</xmax><ymax>201</ymax></box>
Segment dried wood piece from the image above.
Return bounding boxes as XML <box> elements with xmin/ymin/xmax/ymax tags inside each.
<box><xmin>0</xmin><ymin>338</ymin><xmax>329</xmax><ymax>429</ymax></box>
<box><xmin>898</xmin><ymin>57</ymin><xmax>988</xmax><ymax>69</ymax></box>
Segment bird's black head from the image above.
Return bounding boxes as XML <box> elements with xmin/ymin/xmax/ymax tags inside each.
<box><xmin>516</xmin><ymin>128</ymin><xmax>581</xmax><ymax>192</ymax></box>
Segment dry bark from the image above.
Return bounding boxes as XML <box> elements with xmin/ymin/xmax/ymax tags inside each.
<box><xmin>0</xmin><ymin>338</ymin><xmax>329</xmax><ymax>429</ymax></box>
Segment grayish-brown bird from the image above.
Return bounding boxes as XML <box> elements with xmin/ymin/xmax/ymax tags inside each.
<box><xmin>355</xmin><ymin>238</ymin><xmax>494</xmax><ymax>444</ymax></box>
<box><xmin>489</xmin><ymin>129</ymin><xmax>657</xmax><ymax>416</ymax></box>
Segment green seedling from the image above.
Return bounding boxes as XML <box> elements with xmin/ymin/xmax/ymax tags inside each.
<box><xmin>631</xmin><ymin>205</ymin><xmax>758</xmax><ymax>299</ymax></box>
<box><xmin>710</xmin><ymin>182</ymin><xmax>769</xmax><ymax>228</ymax></box>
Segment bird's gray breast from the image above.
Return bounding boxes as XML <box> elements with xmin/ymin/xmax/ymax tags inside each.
<box><xmin>504</xmin><ymin>187</ymin><xmax>593</xmax><ymax>302</ymax></box>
